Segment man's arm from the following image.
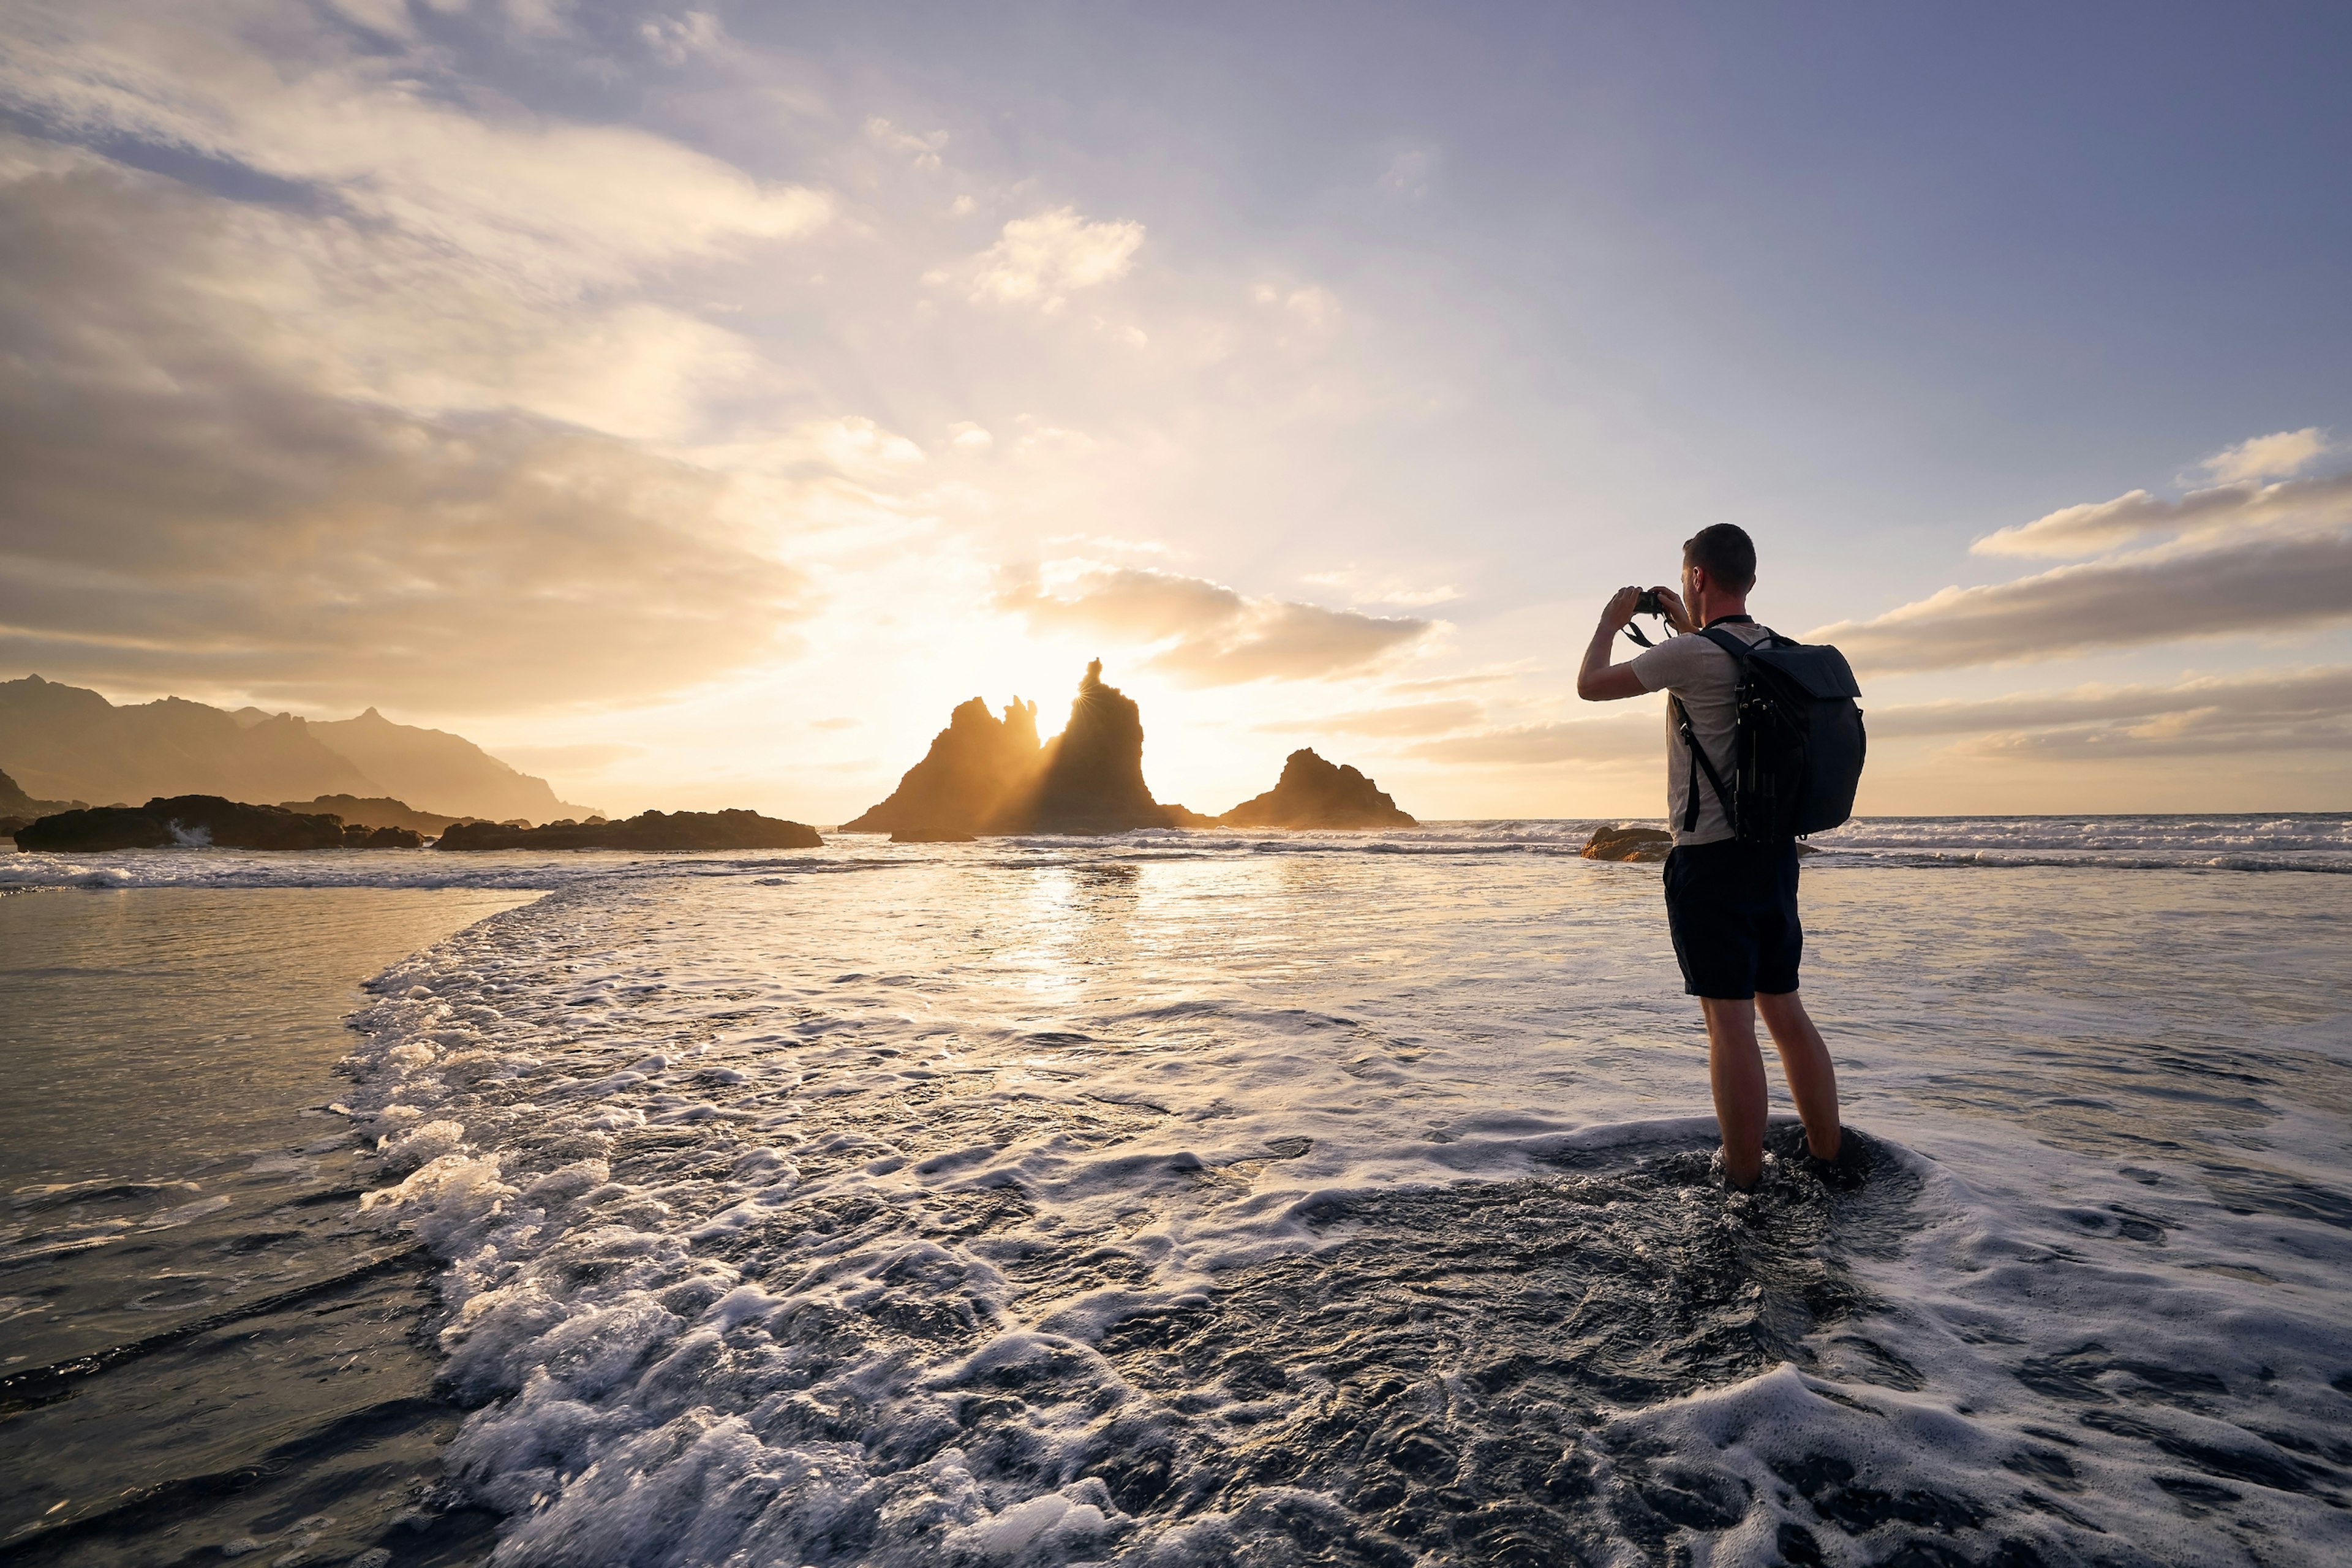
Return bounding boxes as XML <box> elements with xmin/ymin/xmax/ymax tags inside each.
<box><xmin>1578</xmin><ymin>585</ymin><xmax>1679</xmax><ymax>701</ymax></box>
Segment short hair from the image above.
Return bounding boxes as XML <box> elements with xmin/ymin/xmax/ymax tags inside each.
<box><xmin>1683</xmin><ymin>523</ymin><xmax>1756</xmax><ymax>594</ymax></box>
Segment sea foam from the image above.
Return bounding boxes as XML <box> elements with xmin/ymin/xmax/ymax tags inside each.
<box><xmin>316</xmin><ymin>842</ymin><xmax>2352</xmax><ymax>1564</ymax></box>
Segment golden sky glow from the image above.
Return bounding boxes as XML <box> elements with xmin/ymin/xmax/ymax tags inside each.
<box><xmin>2</xmin><ymin>2</ymin><xmax>2348</xmax><ymax>821</ymax></box>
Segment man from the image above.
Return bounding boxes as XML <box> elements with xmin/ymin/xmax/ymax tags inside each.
<box><xmin>1575</xmin><ymin>523</ymin><xmax>1843</xmax><ymax>1190</ymax></box>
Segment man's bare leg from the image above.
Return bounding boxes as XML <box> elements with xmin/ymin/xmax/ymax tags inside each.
<box><xmin>1700</xmin><ymin>997</ymin><xmax>1768</xmax><ymax>1189</ymax></box>
<box><xmin>1757</xmin><ymin>990</ymin><xmax>1842</xmax><ymax>1161</ymax></box>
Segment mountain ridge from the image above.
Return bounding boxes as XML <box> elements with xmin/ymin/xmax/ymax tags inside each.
<box><xmin>0</xmin><ymin>675</ymin><xmax>592</xmax><ymax>821</ymax></box>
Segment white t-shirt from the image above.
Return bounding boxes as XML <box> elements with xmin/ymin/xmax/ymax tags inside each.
<box><xmin>1629</xmin><ymin>621</ymin><xmax>1776</xmax><ymax>846</ymax></box>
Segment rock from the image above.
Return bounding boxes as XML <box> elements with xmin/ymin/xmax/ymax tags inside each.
<box><xmin>845</xmin><ymin>662</ymin><xmax>1182</xmax><ymax>837</ymax></box>
<box><xmin>844</xmin><ymin>696</ymin><xmax>1042</xmax><ymax>839</ymax></box>
<box><xmin>1218</xmin><ymin>750</ymin><xmax>1417</xmax><ymax>829</ymax></box>
<box><xmin>434</xmin><ymin>808</ymin><xmax>821</xmax><ymax>851</ymax></box>
<box><xmin>1</xmin><ymin>813</ymin><xmax>35</xmax><ymax>842</ymax></box>
<box><xmin>17</xmin><ymin>795</ymin><xmax>358</xmax><ymax>851</ymax></box>
<box><xmin>278</xmin><ymin>794</ymin><xmax>481</xmax><ymax>835</ymax></box>
<box><xmin>1581</xmin><ymin>824</ymin><xmax>1674</xmax><ymax>862</ymax></box>
<box><xmin>1022</xmin><ymin>661</ymin><xmax>1180</xmax><ymax>834</ymax></box>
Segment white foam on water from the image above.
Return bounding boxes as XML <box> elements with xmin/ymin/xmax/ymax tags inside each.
<box><xmin>312</xmin><ymin>847</ymin><xmax>2352</xmax><ymax>1566</ymax></box>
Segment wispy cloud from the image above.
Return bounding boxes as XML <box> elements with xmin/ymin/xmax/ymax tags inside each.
<box><xmin>968</xmin><ymin>207</ymin><xmax>1144</xmax><ymax>312</ymax></box>
<box><xmin>1878</xmin><ymin>666</ymin><xmax>2352</xmax><ymax>758</ymax></box>
<box><xmin>1821</xmin><ymin>440</ymin><xmax>2352</xmax><ymax>674</ymax></box>
<box><xmin>1259</xmin><ymin>700</ymin><xmax>1482</xmax><ymax>738</ymax></box>
<box><xmin>1408</xmin><ymin>715</ymin><xmax>1653</xmax><ymax>766</ymax></box>
<box><xmin>2196</xmin><ymin>427</ymin><xmax>2331</xmax><ymax>486</ymax></box>
<box><xmin>996</xmin><ymin>564</ymin><xmax>1434</xmax><ymax>685</ymax></box>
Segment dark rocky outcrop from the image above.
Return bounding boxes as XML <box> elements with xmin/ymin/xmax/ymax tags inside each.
<box><xmin>13</xmin><ymin>796</ymin><xmax>422</xmax><ymax>851</ymax></box>
<box><xmin>1218</xmin><ymin>749</ymin><xmax>1417</xmax><ymax>830</ymax></box>
<box><xmin>846</xmin><ymin>662</ymin><xmax>1183</xmax><ymax>839</ymax></box>
<box><xmin>1581</xmin><ymin>824</ymin><xmax>1674</xmax><ymax>862</ymax></box>
<box><xmin>277</xmin><ymin>794</ymin><xmax>480</xmax><ymax>835</ymax></box>
<box><xmin>843</xmin><ymin>697</ymin><xmax>1042</xmax><ymax>840</ymax></box>
<box><xmin>1024</xmin><ymin>661</ymin><xmax>1180</xmax><ymax>834</ymax></box>
<box><xmin>434</xmin><ymin>809</ymin><xmax>821</xmax><ymax>852</ymax></box>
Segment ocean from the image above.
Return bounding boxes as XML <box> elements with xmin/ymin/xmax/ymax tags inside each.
<box><xmin>3</xmin><ymin>816</ymin><xmax>2350</xmax><ymax>1567</ymax></box>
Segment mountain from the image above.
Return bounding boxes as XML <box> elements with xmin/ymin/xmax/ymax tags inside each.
<box><xmin>1218</xmin><ymin>748</ymin><xmax>1417</xmax><ymax>829</ymax></box>
<box><xmin>1</xmin><ymin>765</ymin><xmax>82</xmax><ymax>819</ymax></box>
<box><xmin>0</xmin><ymin>676</ymin><xmax>374</xmax><ymax>807</ymax></box>
<box><xmin>277</xmin><ymin>795</ymin><xmax>487</xmax><ymax>835</ymax></box>
<box><xmin>845</xmin><ymin>661</ymin><xmax>1182</xmax><ymax>838</ymax></box>
<box><xmin>305</xmin><ymin>708</ymin><xmax>583</xmax><ymax>823</ymax></box>
<box><xmin>0</xmin><ymin>676</ymin><xmax>590</xmax><ymax>821</ymax></box>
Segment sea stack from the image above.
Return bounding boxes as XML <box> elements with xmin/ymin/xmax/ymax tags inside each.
<box><xmin>842</xmin><ymin>697</ymin><xmax>1043</xmax><ymax>840</ymax></box>
<box><xmin>1025</xmin><ymin>660</ymin><xmax>1179</xmax><ymax>834</ymax></box>
<box><xmin>1218</xmin><ymin>748</ymin><xmax>1417</xmax><ymax>829</ymax></box>
<box><xmin>845</xmin><ymin>661</ymin><xmax>1182</xmax><ymax>837</ymax></box>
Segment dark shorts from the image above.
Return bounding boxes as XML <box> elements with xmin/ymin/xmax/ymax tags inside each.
<box><xmin>1662</xmin><ymin>839</ymin><xmax>1802</xmax><ymax>1000</ymax></box>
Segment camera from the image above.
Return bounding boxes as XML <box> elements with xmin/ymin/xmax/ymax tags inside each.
<box><xmin>1634</xmin><ymin>588</ymin><xmax>1667</xmax><ymax>618</ymax></box>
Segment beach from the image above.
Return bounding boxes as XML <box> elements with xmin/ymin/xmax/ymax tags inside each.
<box><xmin>4</xmin><ymin>818</ymin><xmax>2350</xmax><ymax>1566</ymax></box>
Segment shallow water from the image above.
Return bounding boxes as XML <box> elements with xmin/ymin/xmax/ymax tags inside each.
<box><xmin>4</xmin><ymin>821</ymin><xmax>2350</xmax><ymax>1567</ymax></box>
<box><xmin>0</xmin><ymin>888</ymin><xmax>531</xmax><ymax>1566</ymax></box>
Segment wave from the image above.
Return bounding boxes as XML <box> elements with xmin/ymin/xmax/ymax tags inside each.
<box><xmin>7</xmin><ymin>812</ymin><xmax>2350</xmax><ymax>892</ymax></box>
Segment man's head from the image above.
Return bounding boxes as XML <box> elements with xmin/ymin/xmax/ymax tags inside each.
<box><xmin>1681</xmin><ymin>523</ymin><xmax>1755</xmax><ymax>618</ymax></box>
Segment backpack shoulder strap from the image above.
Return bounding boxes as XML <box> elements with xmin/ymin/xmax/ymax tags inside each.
<box><xmin>1668</xmin><ymin>693</ymin><xmax>1735</xmax><ymax>835</ymax></box>
<box><xmin>1695</xmin><ymin>625</ymin><xmax>1757</xmax><ymax>661</ymax></box>
<box><xmin>1672</xmin><ymin>627</ymin><xmax>1755</xmax><ymax>835</ymax></box>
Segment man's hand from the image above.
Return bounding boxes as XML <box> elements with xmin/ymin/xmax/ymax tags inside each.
<box><xmin>1580</xmin><ymin>586</ymin><xmax>1654</xmax><ymax>703</ymax></box>
<box><xmin>1653</xmin><ymin>585</ymin><xmax>1694</xmax><ymax>635</ymax></box>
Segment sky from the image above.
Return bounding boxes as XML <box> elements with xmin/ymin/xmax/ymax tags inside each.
<box><xmin>2</xmin><ymin>0</ymin><xmax>2348</xmax><ymax>822</ymax></box>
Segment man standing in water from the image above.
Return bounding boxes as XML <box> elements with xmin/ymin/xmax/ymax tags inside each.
<box><xmin>1574</xmin><ymin>524</ymin><xmax>1844</xmax><ymax>1189</ymax></box>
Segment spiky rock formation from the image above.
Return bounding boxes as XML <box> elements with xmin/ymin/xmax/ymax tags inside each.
<box><xmin>1218</xmin><ymin>749</ymin><xmax>1417</xmax><ymax>829</ymax></box>
<box><xmin>841</xmin><ymin>696</ymin><xmax>1043</xmax><ymax>840</ymax></box>
<box><xmin>1025</xmin><ymin>661</ymin><xmax>1178</xmax><ymax>834</ymax></box>
<box><xmin>845</xmin><ymin>662</ymin><xmax>1183</xmax><ymax>839</ymax></box>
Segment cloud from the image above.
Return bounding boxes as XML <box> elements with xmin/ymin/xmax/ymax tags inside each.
<box><xmin>2198</xmin><ymin>427</ymin><xmax>2331</xmax><ymax>486</ymax></box>
<box><xmin>1408</xmin><ymin>715</ymin><xmax>1654</xmax><ymax>766</ymax></box>
<box><xmin>970</xmin><ymin>207</ymin><xmax>1144</xmax><ymax>311</ymax></box>
<box><xmin>996</xmin><ymin>565</ymin><xmax>1434</xmax><ymax>685</ymax></box>
<box><xmin>866</xmin><ymin>116</ymin><xmax>948</xmax><ymax>170</ymax></box>
<box><xmin>0</xmin><ymin>134</ymin><xmax>810</xmax><ymax>712</ymax></box>
<box><xmin>0</xmin><ymin>8</ymin><xmax>831</xmax><ymax>298</ymax></box>
<box><xmin>1258</xmin><ymin>700</ymin><xmax>1482</xmax><ymax>738</ymax></box>
<box><xmin>1821</xmin><ymin>526</ymin><xmax>2352</xmax><ymax>674</ymax></box>
<box><xmin>1828</xmin><ymin>438</ymin><xmax>2352</xmax><ymax>674</ymax></box>
<box><xmin>639</xmin><ymin>11</ymin><xmax>725</xmax><ymax>66</ymax></box>
<box><xmin>1872</xmin><ymin>667</ymin><xmax>2352</xmax><ymax>759</ymax></box>
<box><xmin>1301</xmin><ymin>565</ymin><xmax>1460</xmax><ymax>607</ymax></box>
<box><xmin>1389</xmin><ymin>667</ymin><xmax>1532</xmax><ymax>693</ymax></box>
<box><xmin>1970</xmin><ymin>469</ymin><xmax>2352</xmax><ymax>559</ymax></box>
<box><xmin>1378</xmin><ymin>146</ymin><xmax>1436</xmax><ymax>201</ymax></box>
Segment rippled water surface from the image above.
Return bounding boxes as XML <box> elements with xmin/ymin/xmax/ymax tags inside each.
<box><xmin>4</xmin><ymin>819</ymin><xmax>2350</xmax><ymax>1567</ymax></box>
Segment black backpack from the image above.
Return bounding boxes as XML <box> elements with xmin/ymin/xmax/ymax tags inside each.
<box><xmin>1672</xmin><ymin>625</ymin><xmax>1866</xmax><ymax>842</ymax></box>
